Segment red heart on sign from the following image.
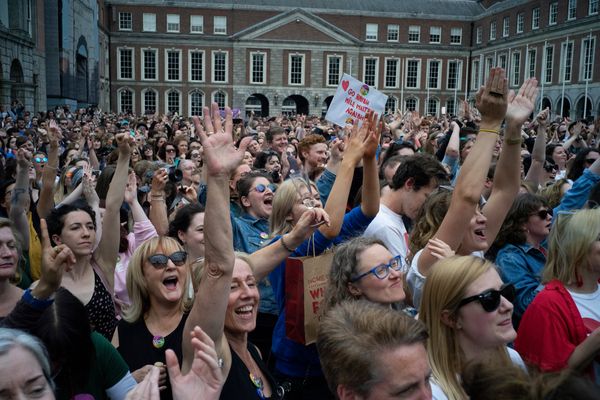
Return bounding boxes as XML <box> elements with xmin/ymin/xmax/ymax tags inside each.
<box><xmin>341</xmin><ymin>80</ymin><xmax>349</xmax><ymax>91</ymax></box>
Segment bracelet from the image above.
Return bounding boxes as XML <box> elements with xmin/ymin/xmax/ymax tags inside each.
<box><xmin>504</xmin><ymin>137</ymin><xmax>522</xmax><ymax>145</ymax></box>
<box><xmin>22</xmin><ymin>288</ymin><xmax>54</xmax><ymax>311</ymax></box>
<box><xmin>150</xmin><ymin>197</ymin><xmax>165</xmax><ymax>202</ymax></box>
<box><xmin>280</xmin><ymin>235</ymin><xmax>295</xmax><ymax>252</ymax></box>
<box><xmin>479</xmin><ymin>128</ymin><xmax>500</xmax><ymax>135</ymax></box>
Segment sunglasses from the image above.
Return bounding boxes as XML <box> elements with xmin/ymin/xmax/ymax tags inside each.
<box><xmin>350</xmin><ymin>255</ymin><xmax>405</xmax><ymax>283</ymax></box>
<box><xmin>543</xmin><ymin>164</ymin><xmax>558</xmax><ymax>173</ymax></box>
<box><xmin>34</xmin><ymin>157</ymin><xmax>48</xmax><ymax>163</ymax></box>
<box><xmin>533</xmin><ymin>209</ymin><xmax>552</xmax><ymax>219</ymax></box>
<box><xmin>166</xmin><ymin>148</ymin><xmax>176</xmax><ymax>153</ymax></box>
<box><xmin>585</xmin><ymin>158</ymin><xmax>598</xmax><ymax>164</ymax></box>
<box><xmin>250</xmin><ymin>183</ymin><xmax>277</xmax><ymax>194</ymax></box>
<box><xmin>457</xmin><ymin>283</ymin><xmax>516</xmax><ymax>312</ymax></box>
<box><xmin>147</xmin><ymin>251</ymin><xmax>187</xmax><ymax>269</ymax></box>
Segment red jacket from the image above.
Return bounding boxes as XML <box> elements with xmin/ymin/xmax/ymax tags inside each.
<box><xmin>515</xmin><ymin>279</ymin><xmax>588</xmax><ymax>372</ymax></box>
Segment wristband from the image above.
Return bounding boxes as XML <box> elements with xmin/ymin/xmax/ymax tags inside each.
<box><xmin>504</xmin><ymin>137</ymin><xmax>522</xmax><ymax>145</ymax></box>
<box><xmin>280</xmin><ymin>235</ymin><xmax>295</xmax><ymax>252</ymax></box>
<box><xmin>22</xmin><ymin>288</ymin><xmax>54</xmax><ymax>310</ymax></box>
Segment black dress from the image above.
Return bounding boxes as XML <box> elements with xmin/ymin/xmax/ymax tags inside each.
<box><xmin>117</xmin><ymin>313</ymin><xmax>188</xmax><ymax>400</ymax></box>
<box><xmin>220</xmin><ymin>342</ymin><xmax>283</xmax><ymax>400</ymax></box>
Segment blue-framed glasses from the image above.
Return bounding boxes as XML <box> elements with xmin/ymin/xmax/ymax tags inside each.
<box><xmin>250</xmin><ymin>183</ymin><xmax>277</xmax><ymax>194</ymax></box>
<box><xmin>34</xmin><ymin>157</ymin><xmax>48</xmax><ymax>163</ymax></box>
<box><xmin>350</xmin><ymin>255</ymin><xmax>405</xmax><ymax>283</ymax></box>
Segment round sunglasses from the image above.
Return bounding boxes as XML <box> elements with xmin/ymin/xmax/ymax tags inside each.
<box><xmin>457</xmin><ymin>283</ymin><xmax>516</xmax><ymax>312</ymax></box>
<box><xmin>250</xmin><ymin>183</ymin><xmax>277</xmax><ymax>194</ymax></box>
<box><xmin>147</xmin><ymin>251</ymin><xmax>187</xmax><ymax>269</ymax></box>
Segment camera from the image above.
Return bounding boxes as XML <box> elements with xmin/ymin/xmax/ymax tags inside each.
<box><xmin>164</xmin><ymin>165</ymin><xmax>182</xmax><ymax>183</ymax></box>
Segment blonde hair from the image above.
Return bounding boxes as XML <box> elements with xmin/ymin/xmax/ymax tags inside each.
<box><xmin>419</xmin><ymin>256</ymin><xmax>510</xmax><ymax>400</ymax></box>
<box><xmin>269</xmin><ymin>178</ymin><xmax>314</xmax><ymax>236</ymax></box>
<box><xmin>191</xmin><ymin>252</ymin><xmax>254</xmax><ymax>289</ymax></box>
<box><xmin>0</xmin><ymin>218</ymin><xmax>25</xmax><ymax>285</ymax></box>
<box><xmin>543</xmin><ymin>209</ymin><xmax>600</xmax><ymax>285</ymax></box>
<box><xmin>123</xmin><ymin>237</ymin><xmax>192</xmax><ymax>322</ymax></box>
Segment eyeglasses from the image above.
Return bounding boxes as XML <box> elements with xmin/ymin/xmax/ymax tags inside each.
<box><xmin>350</xmin><ymin>256</ymin><xmax>405</xmax><ymax>283</ymax></box>
<box><xmin>532</xmin><ymin>209</ymin><xmax>552</xmax><ymax>219</ymax></box>
<box><xmin>585</xmin><ymin>158</ymin><xmax>598</xmax><ymax>164</ymax></box>
<box><xmin>250</xmin><ymin>183</ymin><xmax>277</xmax><ymax>194</ymax></box>
<box><xmin>34</xmin><ymin>157</ymin><xmax>48</xmax><ymax>163</ymax></box>
<box><xmin>457</xmin><ymin>283</ymin><xmax>516</xmax><ymax>312</ymax></box>
<box><xmin>147</xmin><ymin>251</ymin><xmax>188</xmax><ymax>269</ymax></box>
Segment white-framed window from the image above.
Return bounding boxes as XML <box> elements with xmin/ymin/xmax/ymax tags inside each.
<box><xmin>405</xmin><ymin>59</ymin><xmax>421</xmax><ymax>89</ymax></box>
<box><xmin>143</xmin><ymin>13</ymin><xmax>156</xmax><ymax>32</ymax></box>
<box><xmin>189</xmin><ymin>90</ymin><xmax>204</xmax><ymax>116</ymax></box>
<box><xmin>384</xmin><ymin>58</ymin><xmax>399</xmax><ymax>88</ymax></box>
<box><xmin>118</xmin><ymin>48</ymin><xmax>134</xmax><ymax>80</ymax></box>
<box><xmin>517</xmin><ymin>13</ymin><xmax>524</xmax><ymax>33</ymax></box>
<box><xmin>142</xmin><ymin>88</ymin><xmax>158</xmax><ymax>114</ymax></box>
<box><xmin>118</xmin><ymin>12</ymin><xmax>132</xmax><ymax>31</ymax></box>
<box><xmin>527</xmin><ymin>48</ymin><xmax>536</xmax><ymax>78</ymax></box>
<box><xmin>118</xmin><ymin>88</ymin><xmax>134</xmax><ymax>113</ymax></box>
<box><xmin>165</xmin><ymin>49</ymin><xmax>181</xmax><ymax>81</ymax></box>
<box><xmin>589</xmin><ymin>0</ymin><xmax>599</xmax><ymax>15</ymax></box>
<box><xmin>446</xmin><ymin>98</ymin><xmax>457</xmax><ymax>116</ymax></box>
<box><xmin>502</xmin><ymin>17</ymin><xmax>510</xmax><ymax>37</ymax></box>
<box><xmin>429</xmin><ymin>26</ymin><xmax>441</xmax><ymax>43</ymax></box>
<box><xmin>561</xmin><ymin>41</ymin><xmax>574</xmax><ymax>82</ymax></box>
<box><xmin>544</xmin><ymin>45</ymin><xmax>554</xmax><ymax>84</ymax></box>
<box><xmin>532</xmin><ymin>8</ymin><xmax>540</xmax><ymax>30</ymax></box>
<box><xmin>250</xmin><ymin>52</ymin><xmax>267</xmax><ymax>84</ymax></box>
<box><xmin>581</xmin><ymin>37</ymin><xmax>595</xmax><ymax>81</ymax></box>
<box><xmin>165</xmin><ymin>89</ymin><xmax>181</xmax><ymax>114</ymax></box>
<box><xmin>427</xmin><ymin>60</ymin><xmax>441</xmax><ymax>89</ymax></box>
<box><xmin>489</xmin><ymin>21</ymin><xmax>496</xmax><ymax>40</ymax></box>
<box><xmin>366</xmin><ymin>23</ymin><xmax>378</xmax><ymax>41</ymax></box>
<box><xmin>498</xmin><ymin>54</ymin><xmax>507</xmax><ymax>70</ymax></box>
<box><xmin>568</xmin><ymin>0</ymin><xmax>577</xmax><ymax>19</ymax></box>
<box><xmin>385</xmin><ymin>97</ymin><xmax>398</xmax><ymax>114</ymax></box>
<box><xmin>549</xmin><ymin>3</ymin><xmax>558</xmax><ymax>25</ymax></box>
<box><xmin>426</xmin><ymin>97</ymin><xmax>439</xmax><ymax>116</ymax></box>
<box><xmin>472</xmin><ymin>59</ymin><xmax>480</xmax><ymax>88</ymax></box>
<box><xmin>326</xmin><ymin>55</ymin><xmax>343</xmax><ymax>87</ymax></box>
<box><xmin>387</xmin><ymin>24</ymin><xmax>399</xmax><ymax>42</ymax></box>
<box><xmin>188</xmin><ymin>50</ymin><xmax>204</xmax><ymax>82</ymax></box>
<box><xmin>447</xmin><ymin>60</ymin><xmax>462</xmax><ymax>90</ymax></box>
<box><xmin>450</xmin><ymin>28</ymin><xmax>462</xmax><ymax>44</ymax></box>
<box><xmin>408</xmin><ymin>26</ymin><xmax>421</xmax><ymax>43</ymax></box>
<box><xmin>405</xmin><ymin>97</ymin><xmax>418</xmax><ymax>112</ymax></box>
<box><xmin>167</xmin><ymin>14</ymin><xmax>180</xmax><ymax>33</ymax></box>
<box><xmin>484</xmin><ymin>57</ymin><xmax>493</xmax><ymax>82</ymax></box>
<box><xmin>190</xmin><ymin>16</ymin><xmax>203</xmax><ymax>33</ymax></box>
<box><xmin>512</xmin><ymin>52</ymin><xmax>521</xmax><ymax>86</ymax></box>
<box><xmin>363</xmin><ymin>57</ymin><xmax>379</xmax><ymax>87</ymax></box>
<box><xmin>214</xmin><ymin>16</ymin><xmax>227</xmax><ymax>34</ymax></box>
<box><xmin>212</xmin><ymin>91</ymin><xmax>227</xmax><ymax>110</ymax></box>
<box><xmin>212</xmin><ymin>51</ymin><xmax>228</xmax><ymax>83</ymax></box>
<box><xmin>141</xmin><ymin>48</ymin><xmax>157</xmax><ymax>81</ymax></box>
<box><xmin>288</xmin><ymin>53</ymin><xmax>305</xmax><ymax>85</ymax></box>
<box><xmin>476</xmin><ymin>26</ymin><xmax>482</xmax><ymax>44</ymax></box>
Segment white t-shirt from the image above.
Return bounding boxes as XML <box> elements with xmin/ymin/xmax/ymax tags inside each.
<box><xmin>567</xmin><ymin>284</ymin><xmax>600</xmax><ymax>384</ymax></box>
<box><xmin>363</xmin><ymin>204</ymin><xmax>410</xmax><ymax>270</ymax></box>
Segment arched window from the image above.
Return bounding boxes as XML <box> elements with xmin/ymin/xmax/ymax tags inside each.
<box><xmin>213</xmin><ymin>91</ymin><xmax>227</xmax><ymax>110</ymax></box>
<box><xmin>166</xmin><ymin>89</ymin><xmax>181</xmax><ymax>114</ymax></box>
<box><xmin>189</xmin><ymin>90</ymin><xmax>204</xmax><ymax>116</ymax></box>
<box><xmin>385</xmin><ymin>97</ymin><xmax>398</xmax><ymax>114</ymax></box>
<box><xmin>426</xmin><ymin>97</ymin><xmax>439</xmax><ymax>116</ymax></box>
<box><xmin>142</xmin><ymin>89</ymin><xmax>158</xmax><ymax>114</ymax></box>
<box><xmin>118</xmin><ymin>88</ymin><xmax>134</xmax><ymax>114</ymax></box>
<box><xmin>405</xmin><ymin>97</ymin><xmax>418</xmax><ymax>112</ymax></box>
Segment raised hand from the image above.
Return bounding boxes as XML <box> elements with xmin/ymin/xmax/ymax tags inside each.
<box><xmin>16</xmin><ymin>148</ymin><xmax>32</xmax><ymax>169</ymax></box>
<box><xmin>192</xmin><ymin>103</ymin><xmax>250</xmax><ymax>177</ymax></box>
<box><xmin>82</xmin><ymin>171</ymin><xmax>100</xmax><ymax>208</ymax></box>
<box><xmin>426</xmin><ymin>238</ymin><xmax>455</xmax><ymax>261</ymax></box>
<box><xmin>475</xmin><ymin>67</ymin><xmax>509</xmax><ymax>127</ymax></box>
<box><xmin>535</xmin><ymin>107</ymin><xmax>550</xmax><ymax>127</ymax></box>
<box><xmin>505</xmin><ymin>78</ymin><xmax>539</xmax><ymax>127</ymax></box>
<box><xmin>115</xmin><ymin>132</ymin><xmax>133</xmax><ymax>156</ymax></box>
<box><xmin>123</xmin><ymin>171</ymin><xmax>138</xmax><ymax>204</ymax></box>
<box><xmin>363</xmin><ymin>112</ymin><xmax>382</xmax><ymax>160</ymax></box>
<box><xmin>344</xmin><ymin>110</ymin><xmax>374</xmax><ymax>165</ymax></box>
<box><xmin>48</xmin><ymin>120</ymin><xmax>63</xmax><ymax>149</ymax></box>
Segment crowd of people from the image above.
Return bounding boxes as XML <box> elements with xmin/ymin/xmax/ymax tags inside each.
<box><xmin>0</xmin><ymin>66</ymin><xmax>599</xmax><ymax>400</ymax></box>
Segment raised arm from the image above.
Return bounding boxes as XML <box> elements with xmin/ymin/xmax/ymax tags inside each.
<box><xmin>94</xmin><ymin>133</ymin><xmax>132</xmax><ymax>291</ymax></box>
<box><xmin>182</xmin><ymin>103</ymin><xmax>249</xmax><ymax>374</ymax></box>
<box><xmin>483</xmin><ymin>78</ymin><xmax>538</xmax><ymax>246</ymax></box>
<box><xmin>10</xmin><ymin>149</ymin><xmax>32</xmax><ymax>251</ymax></box>
<box><xmin>360</xmin><ymin>113</ymin><xmax>382</xmax><ymax>217</ymax></box>
<box><xmin>418</xmin><ymin>68</ymin><xmax>508</xmax><ymax>275</ymax></box>
<box><xmin>37</xmin><ymin>121</ymin><xmax>61</xmax><ymax>218</ymax></box>
<box><xmin>525</xmin><ymin>108</ymin><xmax>549</xmax><ymax>186</ymax></box>
<box><xmin>445</xmin><ymin>120</ymin><xmax>461</xmax><ymax>158</ymax></box>
<box><xmin>148</xmin><ymin>169</ymin><xmax>169</xmax><ymax>236</ymax></box>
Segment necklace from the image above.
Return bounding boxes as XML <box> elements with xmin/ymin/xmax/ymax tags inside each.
<box><xmin>249</xmin><ymin>373</ymin><xmax>266</xmax><ymax>399</ymax></box>
<box><xmin>152</xmin><ymin>335</ymin><xmax>165</xmax><ymax>348</ymax></box>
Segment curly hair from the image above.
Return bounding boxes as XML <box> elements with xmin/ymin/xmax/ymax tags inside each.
<box><xmin>297</xmin><ymin>134</ymin><xmax>326</xmax><ymax>162</ymax></box>
<box><xmin>408</xmin><ymin>188</ymin><xmax>452</xmax><ymax>260</ymax></box>
<box><xmin>539</xmin><ymin>178</ymin><xmax>570</xmax><ymax>209</ymax></box>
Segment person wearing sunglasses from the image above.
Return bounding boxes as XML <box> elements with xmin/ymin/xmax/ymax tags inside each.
<box><xmin>420</xmin><ymin>255</ymin><xmax>524</xmax><ymax>400</ymax></box>
<box><xmin>113</xmin><ymin>236</ymin><xmax>191</xmax><ymax>400</ymax></box>
<box><xmin>323</xmin><ymin>237</ymin><xmax>408</xmax><ymax>313</ymax></box>
<box><xmin>491</xmin><ymin>193</ymin><xmax>552</xmax><ymax>327</ymax></box>
<box><xmin>515</xmin><ymin>208</ymin><xmax>600</xmax><ymax>385</ymax></box>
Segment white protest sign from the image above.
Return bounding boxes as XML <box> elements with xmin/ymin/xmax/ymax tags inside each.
<box><xmin>325</xmin><ymin>73</ymin><xmax>388</xmax><ymax>127</ymax></box>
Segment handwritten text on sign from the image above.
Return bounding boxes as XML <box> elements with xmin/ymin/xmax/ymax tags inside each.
<box><xmin>325</xmin><ymin>73</ymin><xmax>388</xmax><ymax>127</ymax></box>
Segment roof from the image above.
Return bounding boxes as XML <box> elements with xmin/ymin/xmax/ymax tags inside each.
<box><xmin>106</xmin><ymin>0</ymin><xmax>485</xmax><ymax>19</ymax></box>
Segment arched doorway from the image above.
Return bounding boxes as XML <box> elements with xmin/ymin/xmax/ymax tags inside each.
<box><xmin>576</xmin><ymin>96</ymin><xmax>592</xmax><ymax>120</ymax></box>
<box><xmin>281</xmin><ymin>95</ymin><xmax>309</xmax><ymax>116</ymax></box>
<box><xmin>557</xmin><ymin>97</ymin><xmax>571</xmax><ymax>119</ymax></box>
<box><xmin>9</xmin><ymin>59</ymin><xmax>23</xmax><ymax>102</ymax></box>
<box><xmin>321</xmin><ymin>96</ymin><xmax>333</xmax><ymax>117</ymax></box>
<box><xmin>541</xmin><ymin>97</ymin><xmax>552</xmax><ymax>112</ymax></box>
<box><xmin>76</xmin><ymin>37</ymin><xmax>89</xmax><ymax>104</ymax></box>
<box><xmin>245</xmin><ymin>94</ymin><xmax>269</xmax><ymax>117</ymax></box>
